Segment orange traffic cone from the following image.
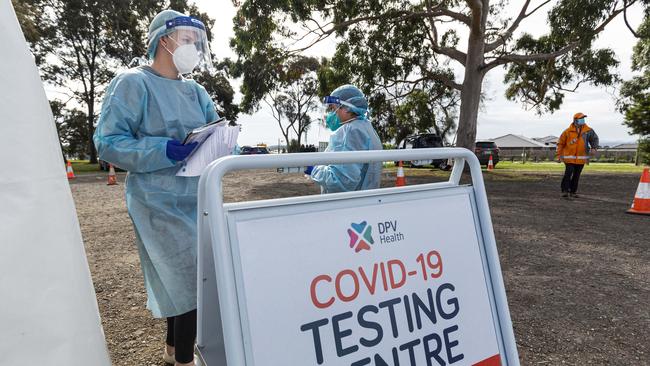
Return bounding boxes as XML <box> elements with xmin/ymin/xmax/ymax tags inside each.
<box><xmin>396</xmin><ymin>161</ymin><xmax>406</xmax><ymax>187</ymax></box>
<box><xmin>66</xmin><ymin>161</ymin><xmax>75</xmax><ymax>179</ymax></box>
<box><xmin>627</xmin><ymin>166</ymin><xmax>650</xmax><ymax>215</ymax></box>
<box><xmin>107</xmin><ymin>164</ymin><xmax>118</xmax><ymax>186</ymax></box>
<box><xmin>487</xmin><ymin>154</ymin><xmax>494</xmax><ymax>171</ymax></box>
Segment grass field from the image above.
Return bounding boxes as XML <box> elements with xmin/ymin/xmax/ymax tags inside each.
<box><xmin>493</xmin><ymin>161</ymin><xmax>645</xmax><ymax>173</ymax></box>
<box><xmin>70</xmin><ymin>160</ymin><xmax>102</xmax><ymax>174</ymax></box>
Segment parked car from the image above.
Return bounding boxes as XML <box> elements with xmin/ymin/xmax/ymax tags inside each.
<box><xmin>240</xmin><ymin>146</ymin><xmax>270</xmax><ymax>155</ymax></box>
<box><xmin>395</xmin><ymin>133</ymin><xmax>450</xmax><ymax>170</ymax></box>
<box><xmin>98</xmin><ymin>160</ymin><xmax>124</xmax><ymax>172</ymax></box>
<box><xmin>474</xmin><ymin>141</ymin><xmax>500</xmax><ymax>166</ymax></box>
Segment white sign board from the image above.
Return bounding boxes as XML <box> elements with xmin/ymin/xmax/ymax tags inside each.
<box><xmin>196</xmin><ymin>149</ymin><xmax>518</xmax><ymax>366</ymax></box>
<box><xmin>229</xmin><ymin>190</ymin><xmax>502</xmax><ymax>366</ymax></box>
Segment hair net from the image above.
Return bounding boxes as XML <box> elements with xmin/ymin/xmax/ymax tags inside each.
<box><xmin>330</xmin><ymin>84</ymin><xmax>369</xmax><ymax>117</ymax></box>
<box><xmin>147</xmin><ymin>9</ymin><xmax>185</xmax><ymax>60</ymax></box>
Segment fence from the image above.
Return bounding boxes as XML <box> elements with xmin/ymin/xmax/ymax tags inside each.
<box><xmin>498</xmin><ymin>148</ymin><xmax>638</xmax><ymax>163</ymax></box>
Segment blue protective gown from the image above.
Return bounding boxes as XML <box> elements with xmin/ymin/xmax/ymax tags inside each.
<box><xmin>311</xmin><ymin>118</ymin><xmax>383</xmax><ymax>193</ymax></box>
<box><xmin>93</xmin><ymin>66</ymin><xmax>217</xmax><ymax>318</ymax></box>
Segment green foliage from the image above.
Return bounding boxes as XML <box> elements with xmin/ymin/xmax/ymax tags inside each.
<box><xmin>638</xmin><ymin>138</ymin><xmax>650</xmax><ymax>165</ymax></box>
<box><xmin>252</xmin><ymin>56</ymin><xmax>321</xmax><ymax>151</ymax></box>
<box><xmin>50</xmin><ymin>100</ymin><xmax>90</xmax><ymax>159</ymax></box>
<box><xmin>15</xmin><ymin>0</ymin><xmax>239</xmax><ymax>162</ymax></box>
<box><xmin>504</xmin><ymin>34</ymin><xmax>619</xmax><ymax>114</ymax></box>
<box><xmin>21</xmin><ymin>0</ymin><xmax>166</xmax><ymax>162</ymax></box>
<box><xmin>234</xmin><ymin>53</ymin><xmax>320</xmax><ymax>152</ymax></box>
<box><xmin>622</xmin><ymin>91</ymin><xmax>650</xmax><ymax>136</ymax></box>
<box><xmin>12</xmin><ymin>0</ymin><xmax>46</xmax><ymax>51</ymax></box>
<box><xmin>394</xmin><ymin>88</ymin><xmax>457</xmax><ymax>144</ymax></box>
<box><xmin>288</xmin><ymin>139</ymin><xmax>301</xmax><ymax>153</ymax></box>
<box><xmin>619</xmin><ymin>15</ymin><xmax>650</xmax><ymax>165</ymax></box>
<box><xmin>194</xmin><ymin>68</ymin><xmax>240</xmax><ymax>121</ymax></box>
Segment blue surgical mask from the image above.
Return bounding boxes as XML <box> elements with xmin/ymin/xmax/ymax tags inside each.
<box><xmin>325</xmin><ymin>110</ymin><xmax>342</xmax><ymax>131</ymax></box>
<box><xmin>576</xmin><ymin>118</ymin><xmax>586</xmax><ymax>125</ymax></box>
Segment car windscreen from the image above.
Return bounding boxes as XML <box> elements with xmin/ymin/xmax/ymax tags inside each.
<box><xmin>414</xmin><ymin>135</ymin><xmax>442</xmax><ymax>148</ymax></box>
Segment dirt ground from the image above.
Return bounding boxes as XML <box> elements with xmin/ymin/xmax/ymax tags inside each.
<box><xmin>70</xmin><ymin>168</ymin><xmax>650</xmax><ymax>365</ymax></box>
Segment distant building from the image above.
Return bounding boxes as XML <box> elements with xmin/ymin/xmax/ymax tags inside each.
<box><xmin>318</xmin><ymin>141</ymin><xmax>329</xmax><ymax>152</ymax></box>
<box><xmin>489</xmin><ymin>134</ymin><xmax>553</xmax><ymax>161</ymax></box>
<box><xmin>609</xmin><ymin>143</ymin><xmax>638</xmax><ymax>151</ymax></box>
<box><xmin>600</xmin><ymin>143</ymin><xmax>639</xmax><ymax>163</ymax></box>
<box><xmin>533</xmin><ymin>135</ymin><xmax>559</xmax><ymax>148</ymax></box>
<box><xmin>491</xmin><ymin>134</ymin><xmax>550</xmax><ymax>149</ymax></box>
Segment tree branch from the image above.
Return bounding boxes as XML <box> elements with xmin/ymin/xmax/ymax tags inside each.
<box><xmin>436</xmin><ymin>46</ymin><xmax>468</xmax><ymax>66</ymax></box>
<box><xmin>485</xmin><ymin>40</ymin><xmax>580</xmax><ymax>71</ymax></box>
<box><xmin>264</xmin><ymin>95</ymin><xmax>282</xmax><ymax>126</ymax></box>
<box><xmin>484</xmin><ymin>0</ymin><xmax>552</xmax><ymax>53</ymax></box>
<box><xmin>422</xmin><ymin>68</ymin><xmax>463</xmax><ymax>91</ymax></box>
<box><xmin>483</xmin><ymin>4</ymin><xmax>629</xmax><ymax>72</ymax></box>
<box><xmin>465</xmin><ymin>0</ymin><xmax>482</xmax><ymax>12</ymax></box>
<box><xmin>421</xmin><ymin>0</ymin><xmax>472</xmax><ymax>24</ymax></box>
<box><xmin>290</xmin><ymin>8</ymin><xmax>471</xmax><ymax>54</ymax></box>
<box><xmin>623</xmin><ymin>0</ymin><xmax>641</xmax><ymax>38</ymax></box>
<box><xmin>423</xmin><ymin>0</ymin><xmax>467</xmax><ymax>66</ymax></box>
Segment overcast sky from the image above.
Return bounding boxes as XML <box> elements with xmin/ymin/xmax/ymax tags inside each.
<box><xmin>196</xmin><ymin>1</ymin><xmax>643</xmax><ymax>146</ymax></box>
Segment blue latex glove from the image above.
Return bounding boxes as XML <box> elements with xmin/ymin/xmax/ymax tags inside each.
<box><xmin>166</xmin><ymin>139</ymin><xmax>198</xmax><ymax>161</ymax></box>
<box><xmin>304</xmin><ymin>166</ymin><xmax>314</xmax><ymax>175</ymax></box>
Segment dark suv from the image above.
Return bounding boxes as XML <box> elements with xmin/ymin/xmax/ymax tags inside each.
<box><xmin>396</xmin><ymin>133</ymin><xmax>450</xmax><ymax>170</ymax></box>
<box><xmin>240</xmin><ymin>146</ymin><xmax>270</xmax><ymax>155</ymax></box>
<box><xmin>474</xmin><ymin>141</ymin><xmax>500</xmax><ymax>166</ymax></box>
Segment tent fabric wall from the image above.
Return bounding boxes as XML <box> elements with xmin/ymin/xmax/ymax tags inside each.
<box><xmin>0</xmin><ymin>1</ymin><xmax>111</xmax><ymax>364</ymax></box>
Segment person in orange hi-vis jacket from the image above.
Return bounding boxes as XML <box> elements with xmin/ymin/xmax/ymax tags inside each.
<box><xmin>556</xmin><ymin>112</ymin><xmax>599</xmax><ymax>198</ymax></box>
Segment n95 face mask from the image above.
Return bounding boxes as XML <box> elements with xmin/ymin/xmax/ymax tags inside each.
<box><xmin>172</xmin><ymin>44</ymin><xmax>200</xmax><ymax>74</ymax></box>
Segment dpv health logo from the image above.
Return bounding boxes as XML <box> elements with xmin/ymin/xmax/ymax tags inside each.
<box><xmin>346</xmin><ymin>219</ymin><xmax>406</xmax><ymax>253</ymax></box>
<box><xmin>347</xmin><ymin>221</ymin><xmax>374</xmax><ymax>253</ymax></box>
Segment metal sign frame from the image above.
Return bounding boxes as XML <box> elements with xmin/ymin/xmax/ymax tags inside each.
<box><xmin>196</xmin><ymin>148</ymin><xmax>519</xmax><ymax>366</ymax></box>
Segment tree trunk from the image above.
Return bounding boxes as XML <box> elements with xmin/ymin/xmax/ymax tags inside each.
<box><xmin>282</xmin><ymin>130</ymin><xmax>291</xmax><ymax>153</ymax></box>
<box><xmin>296</xmin><ymin>131</ymin><xmax>302</xmax><ymax>151</ymax></box>
<box><xmin>456</xmin><ymin>70</ymin><xmax>484</xmax><ymax>150</ymax></box>
<box><xmin>455</xmin><ymin>2</ymin><xmax>488</xmax><ymax>151</ymax></box>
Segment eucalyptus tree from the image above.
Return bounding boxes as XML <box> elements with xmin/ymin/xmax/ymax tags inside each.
<box><xmin>231</xmin><ymin>0</ymin><xmax>641</xmax><ymax>149</ymax></box>
<box><xmin>16</xmin><ymin>0</ymin><xmax>239</xmax><ymax>163</ymax></box>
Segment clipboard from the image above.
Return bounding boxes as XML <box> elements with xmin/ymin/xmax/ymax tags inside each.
<box><xmin>182</xmin><ymin>117</ymin><xmax>227</xmax><ymax>145</ymax></box>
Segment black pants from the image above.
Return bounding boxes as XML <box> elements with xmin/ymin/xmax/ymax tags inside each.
<box><xmin>561</xmin><ymin>163</ymin><xmax>585</xmax><ymax>193</ymax></box>
<box><xmin>166</xmin><ymin>309</ymin><xmax>197</xmax><ymax>363</ymax></box>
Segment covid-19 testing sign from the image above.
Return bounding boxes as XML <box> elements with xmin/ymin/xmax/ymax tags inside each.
<box><xmin>231</xmin><ymin>192</ymin><xmax>505</xmax><ymax>365</ymax></box>
<box><xmin>196</xmin><ymin>149</ymin><xmax>518</xmax><ymax>366</ymax></box>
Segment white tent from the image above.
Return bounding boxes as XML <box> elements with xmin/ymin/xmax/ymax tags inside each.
<box><xmin>0</xmin><ymin>1</ymin><xmax>111</xmax><ymax>364</ymax></box>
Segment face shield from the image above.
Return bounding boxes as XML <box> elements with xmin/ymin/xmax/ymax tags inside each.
<box><xmin>322</xmin><ymin>95</ymin><xmax>341</xmax><ymax>111</ymax></box>
<box><xmin>322</xmin><ymin>95</ymin><xmax>363</xmax><ymax>114</ymax></box>
<box><xmin>148</xmin><ymin>16</ymin><xmax>213</xmax><ymax>73</ymax></box>
<box><xmin>320</xmin><ymin>96</ymin><xmax>341</xmax><ymax>124</ymax></box>
<box><xmin>322</xmin><ymin>92</ymin><xmax>369</xmax><ymax>121</ymax></box>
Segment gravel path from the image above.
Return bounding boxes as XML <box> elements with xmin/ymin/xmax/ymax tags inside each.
<box><xmin>70</xmin><ymin>169</ymin><xmax>649</xmax><ymax>365</ymax></box>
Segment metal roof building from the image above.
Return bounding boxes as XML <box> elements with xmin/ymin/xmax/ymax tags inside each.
<box><xmin>490</xmin><ymin>134</ymin><xmax>550</xmax><ymax>149</ymax></box>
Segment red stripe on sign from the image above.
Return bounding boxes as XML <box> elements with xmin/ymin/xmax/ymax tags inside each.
<box><xmin>473</xmin><ymin>354</ymin><xmax>501</xmax><ymax>366</ymax></box>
